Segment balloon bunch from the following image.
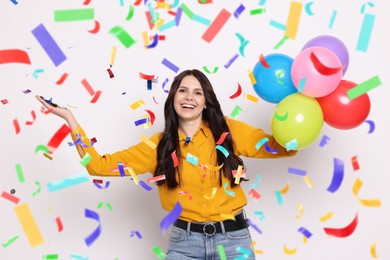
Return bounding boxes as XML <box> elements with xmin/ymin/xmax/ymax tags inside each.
<box><xmin>252</xmin><ymin>35</ymin><xmax>371</xmax><ymax>150</ymax></box>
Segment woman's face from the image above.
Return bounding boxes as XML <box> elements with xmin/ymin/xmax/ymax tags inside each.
<box><xmin>173</xmin><ymin>75</ymin><xmax>207</xmax><ymax>123</ymax></box>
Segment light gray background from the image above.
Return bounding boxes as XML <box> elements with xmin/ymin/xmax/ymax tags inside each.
<box><xmin>1</xmin><ymin>0</ymin><xmax>389</xmax><ymax>259</ymax></box>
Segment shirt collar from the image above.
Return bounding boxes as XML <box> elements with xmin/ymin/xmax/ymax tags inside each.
<box><xmin>178</xmin><ymin>120</ymin><xmax>211</xmax><ymax>141</ymax></box>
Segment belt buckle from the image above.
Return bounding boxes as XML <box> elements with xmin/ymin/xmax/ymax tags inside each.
<box><xmin>203</xmin><ymin>223</ymin><xmax>216</xmax><ymax>236</ymax></box>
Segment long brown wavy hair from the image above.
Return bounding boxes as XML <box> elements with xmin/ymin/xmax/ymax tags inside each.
<box><xmin>153</xmin><ymin>69</ymin><xmax>246</xmax><ymax>189</ymax></box>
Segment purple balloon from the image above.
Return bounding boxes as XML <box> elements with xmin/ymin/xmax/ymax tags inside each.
<box><xmin>302</xmin><ymin>35</ymin><xmax>349</xmax><ymax>76</ymax></box>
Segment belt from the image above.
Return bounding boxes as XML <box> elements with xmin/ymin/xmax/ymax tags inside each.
<box><xmin>173</xmin><ymin>211</ymin><xmax>248</xmax><ymax>236</ymax></box>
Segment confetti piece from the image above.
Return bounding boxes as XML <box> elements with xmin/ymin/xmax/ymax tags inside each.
<box><xmin>130</xmin><ymin>99</ymin><xmax>145</xmax><ymax>110</ymax></box>
<box><xmin>1</xmin><ymin>191</ymin><xmax>20</xmax><ymax>204</ymax></box>
<box><xmin>9</xmin><ymin>0</ymin><xmax>18</xmax><ymax>5</ymax></box>
<box><xmin>83</xmin><ymin>0</ymin><xmax>91</xmax><ymax>5</ymax></box>
<box><xmin>15</xmin><ymin>164</ymin><xmax>25</xmax><ymax>183</ymax></box>
<box><xmin>56</xmin><ymin>217</ymin><xmax>63</xmax><ymax>232</ymax></box>
<box><xmin>129</xmin><ymin>230</ymin><xmax>142</xmax><ymax>239</ymax></box>
<box><xmin>288</xmin><ymin>167</ymin><xmax>306</xmax><ymax>176</ymax></box>
<box><xmin>84</xmin><ymin>208</ymin><xmax>102</xmax><ymax>246</ymax></box>
<box><xmin>254</xmin><ymin>211</ymin><xmax>265</xmax><ymax>221</ymax></box>
<box><xmin>1</xmin><ymin>99</ymin><xmax>9</xmax><ymax>105</ymax></box>
<box><xmin>255</xmin><ymin>137</ymin><xmax>269</xmax><ymax>150</ymax></box>
<box><xmin>259</xmin><ymin>53</ymin><xmax>270</xmax><ymax>68</ymax></box>
<box><xmin>97</xmin><ymin>202</ymin><xmax>113</xmax><ymax>211</ymax></box>
<box><xmin>202</xmin><ymin>66</ymin><xmax>218</xmax><ymax>74</ymax></box>
<box><xmin>224</xmin><ymin>53</ymin><xmax>239</xmax><ymax>69</ymax></box>
<box><xmin>117</xmin><ymin>162</ymin><xmax>127</xmax><ymax>177</ymax></box>
<box><xmin>42</xmin><ymin>254</ymin><xmax>58</xmax><ymax>260</ymax></box>
<box><xmin>326</xmin><ymin>158</ymin><xmax>344</xmax><ymax>193</ymax></box>
<box><xmin>310</xmin><ymin>51</ymin><xmax>342</xmax><ymax>76</ymax></box>
<box><xmin>247</xmin><ymin>219</ymin><xmax>262</xmax><ymax>235</ymax></box>
<box><xmin>250</xmin><ymin>8</ymin><xmax>266</xmax><ymax>15</ymax></box>
<box><xmin>264</xmin><ymin>142</ymin><xmax>278</xmax><ymax>154</ymax></box>
<box><xmin>298</xmin><ymin>77</ymin><xmax>306</xmax><ymax>92</ymax></box>
<box><xmin>13</xmin><ymin>119</ymin><xmax>21</xmax><ymax>134</ymax></box>
<box><xmin>244</xmin><ymin>93</ymin><xmax>258</xmax><ymax>102</ymax></box>
<box><xmin>160</xmin><ymin>202</ymin><xmax>182</xmax><ymax>235</ymax></box>
<box><xmin>298</xmin><ymin>227</ymin><xmax>313</xmax><ymax>238</ymax></box>
<box><xmin>109</xmin><ymin>46</ymin><xmax>117</xmax><ymax>66</ymax></box>
<box><xmin>152</xmin><ymin>245</ymin><xmax>166</xmax><ymax>259</ymax></box>
<box><xmin>319</xmin><ymin>134</ymin><xmax>331</xmax><ymax>148</ymax></box>
<box><xmin>90</xmin><ymin>90</ymin><xmax>103</xmax><ymax>103</ymax></box>
<box><xmin>351</xmin><ymin>155</ymin><xmax>360</xmax><ymax>171</ymax></box>
<box><xmin>186</xmin><ymin>153</ymin><xmax>199</xmax><ymax>166</ymax></box>
<box><xmin>32</xmin><ymin>181</ymin><xmax>42</xmax><ymax>196</ymax></box>
<box><xmin>171</xmin><ymin>150</ymin><xmax>179</xmax><ymax>167</ymax></box>
<box><xmin>145</xmin><ymin>109</ymin><xmax>156</xmax><ymax>125</ymax></box>
<box><xmin>216</xmin><ymin>145</ymin><xmax>229</xmax><ymax>157</ymax></box>
<box><xmin>251</xmin><ymin>241</ymin><xmax>264</xmax><ymax>254</ymax></box>
<box><xmin>69</xmin><ymin>254</ymin><xmax>88</xmax><ymax>260</ymax></box>
<box><xmin>140</xmin><ymin>135</ymin><xmax>157</xmax><ymax>149</ymax></box>
<box><xmin>107</xmin><ymin>68</ymin><xmax>114</xmax><ymax>78</ymax></box>
<box><xmin>319</xmin><ymin>212</ymin><xmax>334</xmax><ymax>222</ymax></box>
<box><xmin>229</xmin><ymin>83</ymin><xmax>242</xmax><ymax>99</ymax></box>
<box><xmin>234</xmin><ymin>165</ymin><xmax>243</xmax><ymax>184</ymax></box>
<box><xmin>216</xmin><ymin>132</ymin><xmax>229</xmax><ymax>144</ymax></box>
<box><xmin>202</xmin><ymin>9</ymin><xmax>231</xmax><ymax>43</ymax></box>
<box><xmin>365</xmin><ymin>119</ymin><xmax>375</xmax><ymax>134</ymax></box>
<box><xmin>230</xmin><ymin>105</ymin><xmax>243</xmax><ymax>119</ymax></box>
<box><xmin>47</xmin><ymin>124</ymin><xmax>71</xmax><ymax>154</ymax></box>
<box><xmin>370</xmin><ymin>242</ymin><xmax>378</xmax><ymax>258</ymax></box>
<box><xmin>31</xmin><ymin>23</ymin><xmax>67</xmax><ymax>67</ymax></box>
<box><xmin>147</xmin><ymin>175</ymin><xmax>166</xmax><ymax>183</ymax></box>
<box><xmin>356</xmin><ymin>13</ymin><xmax>375</xmax><ymax>52</ymax></box>
<box><xmin>0</xmin><ymin>49</ymin><xmax>31</xmax><ymax>64</ymax></box>
<box><xmin>329</xmin><ymin>10</ymin><xmax>337</xmax><ymax>29</ymax></box>
<box><xmin>223</xmin><ymin>182</ymin><xmax>235</xmax><ymax>197</ymax></box>
<box><xmin>54</xmin><ymin>8</ymin><xmax>94</xmax><ymax>22</ymax></box>
<box><xmin>2</xmin><ymin>235</ymin><xmax>19</xmax><ymax>248</ymax></box>
<box><xmin>178</xmin><ymin>190</ymin><xmax>193</xmax><ymax>200</ymax></box>
<box><xmin>55</xmin><ymin>73</ymin><xmax>69</xmax><ymax>85</ymax></box>
<box><xmin>233</xmin><ymin>3</ymin><xmax>245</xmax><ymax>18</ymax></box>
<box><xmin>32</xmin><ymin>69</ymin><xmax>44</xmax><ymax>79</ymax></box>
<box><xmin>323</xmin><ymin>213</ymin><xmax>358</xmax><ymax>237</ymax></box>
<box><xmin>88</xmin><ymin>20</ymin><xmax>100</xmax><ymax>33</ymax></box>
<box><xmin>80</xmin><ymin>153</ymin><xmax>92</xmax><ymax>167</ymax></box>
<box><xmin>248</xmin><ymin>70</ymin><xmax>256</xmax><ymax>84</ymax></box>
<box><xmin>295</xmin><ymin>203</ymin><xmax>304</xmax><ymax>219</ymax></box>
<box><xmin>161</xmin><ymin>58</ymin><xmax>180</xmax><ymax>73</ymax></box>
<box><xmin>217</xmin><ymin>244</ymin><xmax>227</xmax><ymax>260</ymax></box>
<box><xmin>352</xmin><ymin>178</ymin><xmax>381</xmax><ymax>207</ymax></box>
<box><xmin>283</xmin><ymin>244</ymin><xmax>297</xmax><ymax>255</ymax></box>
<box><xmin>274</xmin><ymin>36</ymin><xmax>289</xmax><ymax>50</ymax></box>
<box><xmin>94</xmin><ymin>181</ymin><xmax>111</xmax><ymax>190</ymax></box>
<box><xmin>303</xmin><ymin>175</ymin><xmax>313</xmax><ymax>188</ymax></box>
<box><xmin>128</xmin><ymin>167</ymin><xmax>140</xmax><ymax>184</ymax></box>
<box><xmin>274</xmin><ymin>190</ymin><xmax>283</xmax><ymax>204</ymax></box>
<box><xmin>109</xmin><ymin>25</ymin><xmax>136</xmax><ymax>48</ymax></box>
<box><xmin>269</xmin><ymin>20</ymin><xmax>286</xmax><ymax>31</ymax></box>
<box><xmin>125</xmin><ymin>5</ymin><xmax>135</xmax><ymax>21</ymax></box>
<box><xmin>284</xmin><ymin>1</ymin><xmax>302</xmax><ymax>40</ymax></box>
<box><xmin>274</xmin><ymin>112</ymin><xmax>288</xmax><ymax>121</ymax></box>
<box><xmin>203</xmin><ymin>187</ymin><xmax>217</xmax><ymax>199</ymax></box>
<box><xmin>249</xmin><ymin>175</ymin><xmax>261</xmax><ymax>189</ymax></box>
<box><xmin>347</xmin><ymin>75</ymin><xmax>381</xmax><ymax>100</ymax></box>
<box><xmin>47</xmin><ymin>172</ymin><xmax>89</xmax><ymax>192</ymax></box>
<box><xmin>304</xmin><ymin>2</ymin><xmax>315</xmax><ymax>16</ymax></box>
<box><xmin>14</xmin><ymin>203</ymin><xmax>44</xmax><ymax>247</ymax></box>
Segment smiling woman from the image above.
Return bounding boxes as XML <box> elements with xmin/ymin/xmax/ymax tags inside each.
<box><xmin>36</xmin><ymin>69</ymin><xmax>297</xmax><ymax>259</ymax></box>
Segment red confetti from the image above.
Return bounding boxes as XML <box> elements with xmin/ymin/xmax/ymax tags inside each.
<box><xmin>88</xmin><ymin>20</ymin><xmax>100</xmax><ymax>34</ymax></box>
<box><xmin>351</xmin><ymin>156</ymin><xmax>360</xmax><ymax>171</ymax></box>
<box><xmin>55</xmin><ymin>216</ymin><xmax>63</xmax><ymax>232</ymax></box>
<box><xmin>55</xmin><ymin>73</ymin><xmax>69</xmax><ymax>85</ymax></box>
<box><xmin>90</xmin><ymin>90</ymin><xmax>103</xmax><ymax>103</ymax></box>
<box><xmin>81</xmin><ymin>78</ymin><xmax>96</xmax><ymax>96</ymax></box>
<box><xmin>1</xmin><ymin>99</ymin><xmax>9</xmax><ymax>105</ymax></box>
<box><xmin>1</xmin><ymin>191</ymin><xmax>20</xmax><ymax>204</ymax></box>
<box><xmin>13</xmin><ymin>119</ymin><xmax>21</xmax><ymax>134</ymax></box>
<box><xmin>310</xmin><ymin>51</ymin><xmax>342</xmax><ymax>76</ymax></box>
<box><xmin>259</xmin><ymin>53</ymin><xmax>270</xmax><ymax>68</ymax></box>
<box><xmin>229</xmin><ymin>83</ymin><xmax>242</xmax><ymax>99</ymax></box>
<box><xmin>0</xmin><ymin>49</ymin><xmax>31</xmax><ymax>64</ymax></box>
<box><xmin>323</xmin><ymin>213</ymin><xmax>358</xmax><ymax>237</ymax></box>
<box><xmin>25</xmin><ymin>110</ymin><xmax>37</xmax><ymax>125</ymax></box>
<box><xmin>107</xmin><ymin>68</ymin><xmax>114</xmax><ymax>78</ymax></box>
<box><xmin>47</xmin><ymin>124</ymin><xmax>71</xmax><ymax>154</ymax></box>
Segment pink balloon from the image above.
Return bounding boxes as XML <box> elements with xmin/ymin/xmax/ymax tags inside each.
<box><xmin>291</xmin><ymin>47</ymin><xmax>343</xmax><ymax>98</ymax></box>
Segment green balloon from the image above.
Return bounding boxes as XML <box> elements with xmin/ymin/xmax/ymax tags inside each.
<box><xmin>271</xmin><ymin>93</ymin><xmax>324</xmax><ymax>150</ymax></box>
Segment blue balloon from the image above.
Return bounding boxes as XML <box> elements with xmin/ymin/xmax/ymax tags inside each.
<box><xmin>252</xmin><ymin>53</ymin><xmax>297</xmax><ymax>103</ymax></box>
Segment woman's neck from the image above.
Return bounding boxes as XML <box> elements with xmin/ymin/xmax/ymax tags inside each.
<box><xmin>178</xmin><ymin>118</ymin><xmax>202</xmax><ymax>138</ymax></box>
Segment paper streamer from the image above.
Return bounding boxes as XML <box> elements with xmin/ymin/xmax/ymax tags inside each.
<box><xmin>255</xmin><ymin>137</ymin><xmax>269</xmax><ymax>150</ymax></box>
<box><xmin>0</xmin><ymin>49</ymin><xmax>31</xmax><ymax>64</ymax></box>
<box><xmin>229</xmin><ymin>83</ymin><xmax>242</xmax><ymax>99</ymax></box>
<box><xmin>47</xmin><ymin>172</ymin><xmax>89</xmax><ymax>192</ymax></box>
<box><xmin>216</xmin><ymin>145</ymin><xmax>229</xmax><ymax>157</ymax></box>
<box><xmin>56</xmin><ymin>73</ymin><xmax>69</xmax><ymax>85</ymax></box>
<box><xmin>319</xmin><ymin>134</ymin><xmax>331</xmax><ymax>148</ymax></box>
<box><xmin>283</xmin><ymin>244</ymin><xmax>297</xmax><ymax>255</ymax></box>
<box><xmin>288</xmin><ymin>167</ymin><xmax>306</xmax><ymax>176</ymax></box>
<box><xmin>202</xmin><ymin>9</ymin><xmax>231</xmax><ymax>43</ymax></box>
<box><xmin>2</xmin><ymin>235</ymin><xmax>19</xmax><ymax>248</ymax></box>
<box><xmin>284</xmin><ymin>1</ymin><xmax>303</xmax><ymax>40</ymax></box>
<box><xmin>233</xmin><ymin>3</ymin><xmax>245</xmax><ymax>18</ymax></box>
<box><xmin>15</xmin><ymin>163</ymin><xmax>25</xmax><ymax>183</ymax></box>
<box><xmin>298</xmin><ymin>227</ymin><xmax>313</xmax><ymax>238</ymax></box>
<box><xmin>31</xmin><ymin>23</ymin><xmax>67</xmax><ymax>67</ymax></box>
<box><xmin>356</xmin><ymin>13</ymin><xmax>375</xmax><ymax>52</ymax></box>
<box><xmin>129</xmin><ymin>230</ymin><xmax>142</xmax><ymax>239</ymax></box>
<box><xmin>14</xmin><ymin>203</ymin><xmax>44</xmax><ymax>247</ymax></box>
<box><xmin>47</xmin><ymin>124</ymin><xmax>71</xmax><ymax>154</ymax></box>
<box><xmin>310</xmin><ymin>51</ymin><xmax>342</xmax><ymax>76</ymax></box>
<box><xmin>347</xmin><ymin>75</ymin><xmax>381</xmax><ymax>100</ymax></box>
<box><xmin>365</xmin><ymin>120</ymin><xmax>375</xmax><ymax>134</ymax></box>
<box><xmin>55</xmin><ymin>217</ymin><xmax>63</xmax><ymax>232</ymax></box>
<box><xmin>352</xmin><ymin>178</ymin><xmax>381</xmax><ymax>207</ymax></box>
<box><xmin>326</xmin><ymin>158</ymin><xmax>344</xmax><ymax>193</ymax></box>
<box><xmin>152</xmin><ymin>245</ymin><xmax>166</xmax><ymax>259</ymax></box>
<box><xmin>161</xmin><ymin>58</ymin><xmax>180</xmax><ymax>73</ymax></box>
<box><xmin>217</xmin><ymin>244</ymin><xmax>227</xmax><ymax>260</ymax></box>
<box><xmin>247</xmin><ymin>219</ymin><xmax>262</xmax><ymax>235</ymax></box>
<box><xmin>54</xmin><ymin>8</ymin><xmax>94</xmax><ymax>22</ymax></box>
<box><xmin>139</xmin><ymin>180</ymin><xmax>153</xmax><ymax>191</ymax></box>
<box><xmin>160</xmin><ymin>202</ymin><xmax>182</xmax><ymax>235</ymax></box>
<box><xmin>323</xmin><ymin>213</ymin><xmax>358</xmax><ymax>237</ymax></box>
<box><xmin>1</xmin><ymin>191</ymin><xmax>20</xmax><ymax>204</ymax></box>
<box><xmin>109</xmin><ymin>26</ymin><xmax>136</xmax><ymax>48</ymax></box>
<box><xmin>223</xmin><ymin>182</ymin><xmax>235</xmax><ymax>197</ymax></box>
<box><xmin>248</xmin><ymin>189</ymin><xmax>261</xmax><ymax>201</ymax></box>
<box><xmin>84</xmin><ymin>208</ymin><xmax>102</xmax><ymax>246</ymax></box>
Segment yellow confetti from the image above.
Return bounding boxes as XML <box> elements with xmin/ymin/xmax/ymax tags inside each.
<box><xmin>128</xmin><ymin>167</ymin><xmax>140</xmax><ymax>185</ymax></box>
<box><xmin>140</xmin><ymin>135</ymin><xmax>157</xmax><ymax>150</ymax></box>
<box><xmin>319</xmin><ymin>212</ymin><xmax>334</xmax><ymax>222</ymax></box>
<box><xmin>370</xmin><ymin>242</ymin><xmax>378</xmax><ymax>258</ymax></box>
<box><xmin>283</xmin><ymin>244</ymin><xmax>297</xmax><ymax>255</ymax></box>
<box><xmin>110</xmin><ymin>46</ymin><xmax>117</xmax><ymax>66</ymax></box>
<box><xmin>130</xmin><ymin>99</ymin><xmax>145</xmax><ymax>110</ymax></box>
<box><xmin>251</xmin><ymin>241</ymin><xmax>264</xmax><ymax>254</ymax></box>
<box><xmin>248</xmin><ymin>70</ymin><xmax>256</xmax><ymax>84</ymax></box>
<box><xmin>278</xmin><ymin>181</ymin><xmax>290</xmax><ymax>195</ymax></box>
<box><xmin>156</xmin><ymin>2</ymin><xmax>171</xmax><ymax>9</ymax></box>
<box><xmin>234</xmin><ymin>165</ymin><xmax>243</xmax><ymax>184</ymax></box>
<box><xmin>43</xmin><ymin>153</ymin><xmax>53</xmax><ymax>160</ymax></box>
<box><xmin>303</xmin><ymin>175</ymin><xmax>313</xmax><ymax>188</ymax></box>
<box><xmin>142</xmin><ymin>31</ymin><xmax>150</xmax><ymax>47</ymax></box>
<box><xmin>203</xmin><ymin>187</ymin><xmax>217</xmax><ymax>200</ymax></box>
<box><xmin>295</xmin><ymin>203</ymin><xmax>304</xmax><ymax>219</ymax></box>
<box><xmin>352</xmin><ymin>178</ymin><xmax>381</xmax><ymax>207</ymax></box>
<box><xmin>284</xmin><ymin>1</ymin><xmax>303</xmax><ymax>40</ymax></box>
<box><xmin>206</xmin><ymin>164</ymin><xmax>224</xmax><ymax>171</ymax></box>
<box><xmin>244</xmin><ymin>93</ymin><xmax>259</xmax><ymax>102</ymax></box>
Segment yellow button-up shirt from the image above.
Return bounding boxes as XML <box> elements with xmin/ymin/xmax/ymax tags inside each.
<box><xmin>71</xmin><ymin>117</ymin><xmax>297</xmax><ymax>222</ymax></box>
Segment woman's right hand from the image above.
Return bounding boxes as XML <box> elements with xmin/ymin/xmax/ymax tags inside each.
<box><xmin>35</xmin><ymin>95</ymin><xmax>79</xmax><ymax>131</ymax></box>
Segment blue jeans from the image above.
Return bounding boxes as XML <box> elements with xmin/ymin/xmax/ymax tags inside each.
<box><xmin>165</xmin><ymin>225</ymin><xmax>255</xmax><ymax>260</ymax></box>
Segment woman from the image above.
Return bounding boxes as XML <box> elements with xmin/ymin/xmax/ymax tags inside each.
<box><xmin>36</xmin><ymin>69</ymin><xmax>297</xmax><ymax>259</ymax></box>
